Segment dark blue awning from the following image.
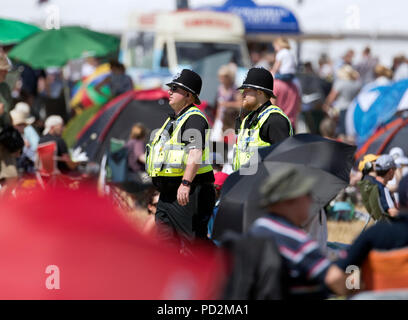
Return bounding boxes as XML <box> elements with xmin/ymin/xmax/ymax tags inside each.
<box><xmin>202</xmin><ymin>0</ymin><xmax>300</xmax><ymax>34</ymax></box>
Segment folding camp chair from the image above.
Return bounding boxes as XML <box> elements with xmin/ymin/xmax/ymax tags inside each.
<box><xmin>36</xmin><ymin>141</ymin><xmax>58</xmax><ymax>175</ymax></box>
<box><xmin>362</xmin><ymin>247</ymin><xmax>408</xmax><ymax>291</ymax></box>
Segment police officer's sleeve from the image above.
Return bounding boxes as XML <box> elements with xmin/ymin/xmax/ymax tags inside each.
<box><xmin>180</xmin><ymin>115</ymin><xmax>208</xmax><ymax>150</ymax></box>
<box><xmin>259</xmin><ymin>113</ymin><xmax>291</xmax><ymax>145</ymax></box>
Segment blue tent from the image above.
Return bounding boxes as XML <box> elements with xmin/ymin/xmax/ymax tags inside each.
<box><xmin>202</xmin><ymin>0</ymin><xmax>300</xmax><ymax>34</ymax></box>
<box><xmin>346</xmin><ymin>79</ymin><xmax>408</xmax><ymax>146</ymax></box>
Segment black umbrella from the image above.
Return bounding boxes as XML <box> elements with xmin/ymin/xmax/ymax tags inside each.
<box><xmin>212</xmin><ymin>134</ymin><xmax>356</xmax><ymax>240</ymax></box>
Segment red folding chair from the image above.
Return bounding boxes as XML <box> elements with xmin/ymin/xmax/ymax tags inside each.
<box><xmin>36</xmin><ymin>141</ymin><xmax>58</xmax><ymax>176</ymax></box>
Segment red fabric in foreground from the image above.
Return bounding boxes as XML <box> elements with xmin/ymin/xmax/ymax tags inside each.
<box><xmin>0</xmin><ymin>184</ymin><xmax>225</xmax><ymax>299</ymax></box>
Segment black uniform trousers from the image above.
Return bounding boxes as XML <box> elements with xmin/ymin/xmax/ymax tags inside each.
<box><xmin>155</xmin><ymin>182</ymin><xmax>215</xmax><ymax>251</ymax></box>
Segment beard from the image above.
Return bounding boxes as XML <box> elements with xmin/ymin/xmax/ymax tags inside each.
<box><xmin>242</xmin><ymin>98</ymin><xmax>256</xmax><ymax>111</ymax></box>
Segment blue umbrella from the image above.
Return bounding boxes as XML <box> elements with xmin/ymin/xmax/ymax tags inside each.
<box><xmin>346</xmin><ymin>79</ymin><xmax>408</xmax><ymax>146</ymax></box>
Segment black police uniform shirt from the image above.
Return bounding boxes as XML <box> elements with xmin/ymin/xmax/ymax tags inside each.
<box><xmin>152</xmin><ymin>104</ymin><xmax>214</xmax><ymax>190</ymax></box>
<box><xmin>240</xmin><ymin>100</ymin><xmax>291</xmax><ymax>145</ymax></box>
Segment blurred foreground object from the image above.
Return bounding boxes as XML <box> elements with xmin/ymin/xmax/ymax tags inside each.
<box><xmin>0</xmin><ymin>185</ymin><xmax>225</xmax><ymax>299</ymax></box>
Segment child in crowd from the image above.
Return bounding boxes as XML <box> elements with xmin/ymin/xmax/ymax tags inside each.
<box><xmin>271</xmin><ymin>37</ymin><xmax>297</xmax><ymax>82</ymax></box>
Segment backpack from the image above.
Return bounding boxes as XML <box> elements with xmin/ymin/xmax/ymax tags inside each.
<box><xmin>357</xmin><ymin>178</ymin><xmax>390</xmax><ymax>221</ymax></box>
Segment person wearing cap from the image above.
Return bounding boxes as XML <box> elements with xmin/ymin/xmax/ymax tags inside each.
<box><xmin>145</xmin><ymin>69</ymin><xmax>215</xmax><ymax>253</ymax></box>
<box><xmin>336</xmin><ymin>174</ymin><xmax>408</xmax><ymax>290</ymax></box>
<box><xmin>10</xmin><ymin>107</ymin><xmax>38</xmax><ymax>173</ymax></box>
<box><xmin>0</xmin><ymin>51</ymin><xmax>13</xmax><ymax>131</ymax></box>
<box><xmin>11</xmin><ymin>102</ymin><xmax>39</xmax><ymax>153</ymax></box>
<box><xmin>373</xmin><ymin>154</ymin><xmax>399</xmax><ymax>218</ymax></box>
<box><xmin>39</xmin><ymin>115</ymin><xmax>77</xmax><ymax>173</ymax></box>
<box><xmin>356</xmin><ymin>154</ymin><xmax>379</xmax><ymax>218</ymax></box>
<box><xmin>248</xmin><ymin>165</ymin><xmax>349</xmax><ymax>298</ymax></box>
<box><xmin>387</xmin><ymin>147</ymin><xmax>405</xmax><ymax>193</ymax></box>
<box><xmin>233</xmin><ymin>67</ymin><xmax>293</xmax><ymax>171</ymax></box>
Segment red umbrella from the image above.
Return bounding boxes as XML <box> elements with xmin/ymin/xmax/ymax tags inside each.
<box><xmin>0</xmin><ymin>184</ymin><xmax>225</xmax><ymax>299</ymax></box>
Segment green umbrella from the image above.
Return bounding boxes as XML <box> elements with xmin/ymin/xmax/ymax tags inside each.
<box><xmin>0</xmin><ymin>18</ymin><xmax>42</xmax><ymax>45</ymax></box>
<box><xmin>8</xmin><ymin>26</ymin><xmax>120</xmax><ymax>68</ymax></box>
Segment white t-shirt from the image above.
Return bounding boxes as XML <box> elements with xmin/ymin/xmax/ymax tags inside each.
<box><xmin>275</xmin><ymin>48</ymin><xmax>296</xmax><ymax>75</ymax></box>
<box><xmin>393</xmin><ymin>63</ymin><xmax>408</xmax><ymax>81</ymax></box>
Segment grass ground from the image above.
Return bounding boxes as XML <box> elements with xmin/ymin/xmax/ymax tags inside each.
<box><xmin>327</xmin><ymin>219</ymin><xmax>375</xmax><ymax>244</ymax></box>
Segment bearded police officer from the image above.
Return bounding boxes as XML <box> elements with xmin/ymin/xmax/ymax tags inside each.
<box><xmin>233</xmin><ymin>68</ymin><xmax>293</xmax><ymax>171</ymax></box>
<box><xmin>145</xmin><ymin>69</ymin><xmax>215</xmax><ymax>253</ymax></box>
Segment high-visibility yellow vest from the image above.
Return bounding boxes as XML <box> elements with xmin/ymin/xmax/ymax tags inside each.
<box><xmin>145</xmin><ymin>106</ymin><xmax>213</xmax><ymax>177</ymax></box>
<box><xmin>233</xmin><ymin>105</ymin><xmax>293</xmax><ymax>171</ymax></box>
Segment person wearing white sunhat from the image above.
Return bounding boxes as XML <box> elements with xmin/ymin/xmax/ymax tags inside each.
<box><xmin>39</xmin><ymin>115</ymin><xmax>77</xmax><ymax>173</ymax></box>
<box><xmin>388</xmin><ymin>147</ymin><xmax>406</xmax><ymax>193</ymax></box>
<box><xmin>12</xmin><ymin>102</ymin><xmax>39</xmax><ymax>153</ymax></box>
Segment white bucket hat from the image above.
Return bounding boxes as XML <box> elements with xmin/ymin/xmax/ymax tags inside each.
<box><xmin>43</xmin><ymin>115</ymin><xmax>63</xmax><ymax>135</ymax></box>
<box><xmin>14</xmin><ymin>102</ymin><xmax>35</xmax><ymax>124</ymax></box>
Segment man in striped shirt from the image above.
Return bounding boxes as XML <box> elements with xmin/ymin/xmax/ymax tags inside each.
<box><xmin>373</xmin><ymin>154</ymin><xmax>399</xmax><ymax>217</ymax></box>
<box><xmin>249</xmin><ymin>165</ymin><xmax>349</xmax><ymax>298</ymax></box>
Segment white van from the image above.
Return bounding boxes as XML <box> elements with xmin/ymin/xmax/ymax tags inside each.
<box><xmin>120</xmin><ymin>10</ymin><xmax>251</xmax><ymax>101</ymax></box>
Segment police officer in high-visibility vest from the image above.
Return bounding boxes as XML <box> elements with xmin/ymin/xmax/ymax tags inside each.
<box><xmin>145</xmin><ymin>69</ymin><xmax>215</xmax><ymax>253</ymax></box>
<box><xmin>233</xmin><ymin>67</ymin><xmax>293</xmax><ymax>171</ymax></box>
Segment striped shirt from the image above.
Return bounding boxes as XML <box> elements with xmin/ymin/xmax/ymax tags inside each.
<box><xmin>249</xmin><ymin>213</ymin><xmax>331</xmax><ymax>298</ymax></box>
<box><xmin>373</xmin><ymin>179</ymin><xmax>397</xmax><ymax>213</ymax></box>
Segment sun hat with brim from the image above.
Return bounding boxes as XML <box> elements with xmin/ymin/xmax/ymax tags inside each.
<box><xmin>389</xmin><ymin>147</ymin><xmax>404</xmax><ymax>160</ymax></box>
<box><xmin>43</xmin><ymin>115</ymin><xmax>63</xmax><ymax>135</ymax></box>
<box><xmin>259</xmin><ymin>165</ymin><xmax>318</xmax><ymax>207</ymax></box>
<box><xmin>166</xmin><ymin>69</ymin><xmax>202</xmax><ymax>105</ymax></box>
<box><xmin>10</xmin><ymin>109</ymin><xmax>32</xmax><ymax>126</ymax></box>
<box><xmin>237</xmin><ymin>67</ymin><xmax>276</xmax><ymax>99</ymax></box>
<box><xmin>358</xmin><ymin>154</ymin><xmax>380</xmax><ymax>172</ymax></box>
<box><xmin>396</xmin><ymin>156</ymin><xmax>408</xmax><ymax>166</ymax></box>
<box><xmin>14</xmin><ymin>102</ymin><xmax>35</xmax><ymax>124</ymax></box>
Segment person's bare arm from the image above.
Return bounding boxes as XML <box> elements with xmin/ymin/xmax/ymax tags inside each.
<box><xmin>323</xmin><ymin>89</ymin><xmax>339</xmax><ymax>113</ymax></box>
<box><xmin>94</xmin><ymin>76</ymin><xmax>111</xmax><ymax>97</ymax></box>
<box><xmin>60</xmin><ymin>153</ymin><xmax>79</xmax><ymax>170</ymax></box>
<box><xmin>177</xmin><ymin>149</ymin><xmax>202</xmax><ymax>206</ymax></box>
<box><xmin>138</xmin><ymin>153</ymin><xmax>146</xmax><ymax>164</ymax></box>
<box><xmin>388</xmin><ymin>207</ymin><xmax>399</xmax><ymax>217</ymax></box>
<box><xmin>324</xmin><ymin>265</ymin><xmax>350</xmax><ymax>296</ymax></box>
<box><xmin>271</xmin><ymin>60</ymin><xmax>281</xmax><ymax>75</ymax></box>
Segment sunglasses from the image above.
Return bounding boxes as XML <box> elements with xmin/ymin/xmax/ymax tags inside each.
<box><xmin>169</xmin><ymin>84</ymin><xmax>180</xmax><ymax>92</ymax></box>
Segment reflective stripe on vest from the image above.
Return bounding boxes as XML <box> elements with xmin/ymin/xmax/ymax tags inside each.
<box><xmin>145</xmin><ymin>106</ymin><xmax>213</xmax><ymax>177</ymax></box>
<box><xmin>233</xmin><ymin>105</ymin><xmax>293</xmax><ymax>171</ymax></box>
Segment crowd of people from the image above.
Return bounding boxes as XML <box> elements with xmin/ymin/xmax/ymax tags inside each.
<box><xmin>1</xmin><ymin>36</ymin><xmax>408</xmax><ymax>300</ymax></box>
